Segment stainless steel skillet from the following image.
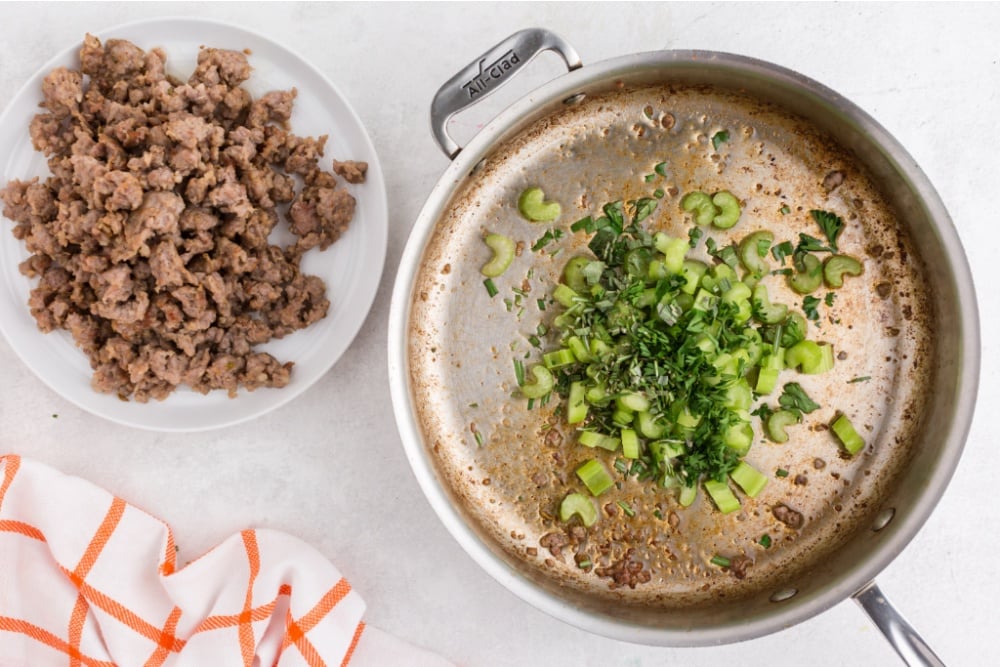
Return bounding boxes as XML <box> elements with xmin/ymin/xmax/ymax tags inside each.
<box><xmin>388</xmin><ymin>28</ymin><xmax>978</xmax><ymax>664</ymax></box>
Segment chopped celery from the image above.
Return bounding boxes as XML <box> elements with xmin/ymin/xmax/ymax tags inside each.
<box><xmin>680</xmin><ymin>259</ymin><xmax>709</xmax><ymax>294</ymax></box>
<box><xmin>788</xmin><ymin>253</ymin><xmax>823</xmax><ymax>294</ymax></box>
<box><xmin>559</xmin><ymin>492</ymin><xmax>598</xmax><ymax>526</ymax></box>
<box><xmin>543</xmin><ymin>348</ymin><xmax>576</xmax><ymax>369</ymax></box>
<box><xmin>679</xmin><ymin>484</ymin><xmax>698</xmax><ymax>507</ymax></box>
<box><xmin>578</xmin><ymin>431</ymin><xmax>620</xmax><ymax>451</ymax></box>
<box><xmin>723</xmin><ymin>421</ymin><xmax>753</xmax><ymax>456</ymax></box>
<box><xmin>823</xmin><ymin>254</ymin><xmax>863</xmax><ymax>288</ymax></box>
<box><xmin>552</xmin><ymin>283</ymin><xmax>579</xmax><ymax>307</ymax></box>
<box><xmin>739</xmin><ymin>230</ymin><xmax>774</xmax><ymax>277</ymax></box>
<box><xmin>711</xmin><ymin>190</ymin><xmax>742</xmax><ymax>229</ymax></box>
<box><xmin>616</xmin><ymin>392</ymin><xmax>650</xmax><ymax>413</ymax></box>
<box><xmin>704</xmin><ymin>479</ymin><xmax>741</xmax><ymax>513</ymax></box>
<box><xmin>567</xmin><ymin>381</ymin><xmax>588</xmax><ymax>424</ymax></box>
<box><xmin>766</xmin><ymin>409</ymin><xmax>800</xmax><ymax>443</ymax></box>
<box><xmin>481</xmin><ymin>233</ymin><xmax>516</xmax><ymax>277</ymax></box>
<box><xmin>576</xmin><ymin>459</ymin><xmax>614</xmax><ymax>496</ymax></box>
<box><xmin>635</xmin><ymin>410</ymin><xmax>666</xmax><ymax>439</ymax></box>
<box><xmin>621</xmin><ymin>428</ymin><xmax>640</xmax><ymax>459</ymax></box>
<box><xmin>730</xmin><ymin>461</ymin><xmax>768</xmax><ymax>497</ymax></box>
<box><xmin>832</xmin><ymin>413</ymin><xmax>865</xmax><ymax>454</ymax></box>
<box><xmin>562</xmin><ymin>256</ymin><xmax>591</xmax><ymax>292</ymax></box>
<box><xmin>565</xmin><ymin>336</ymin><xmax>592</xmax><ymax>363</ymax></box>
<box><xmin>786</xmin><ymin>340</ymin><xmax>834</xmax><ymax>374</ymax></box>
<box><xmin>681</xmin><ymin>191</ymin><xmax>718</xmax><ymax>226</ymax></box>
<box><xmin>752</xmin><ymin>283</ymin><xmax>789</xmax><ymax>324</ymax></box>
<box><xmin>520</xmin><ymin>365</ymin><xmax>554</xmax><ymax>399</ymax></box>
<box><xmin>518</xmin><ymin>186</ymin><xmax>561</xmax><ymax>222</ymax></box>
<box><xmin>654</xmin><ymin>233</ymin><xmax>690</xmax><ymax>274</ymax></box>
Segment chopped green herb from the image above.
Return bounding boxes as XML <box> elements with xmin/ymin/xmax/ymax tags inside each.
<box><xmin>710</xmin><ymin>555</ymin><xmax>732</xmax><ymax>568</ymax></box>
<box><xmin>810</xmin><ymin>209</ymin><xmax>845</xmax><ymax>252</ymax></box>
<box><xmin>780</xmin><ymin>205</ymin><xmax>791</xmax><ymax>215</ymax></box>
<box><xmin>483</xmin><ymin>278</ymin><xmax>498</xmax><ymax>298</ymax></box>
<box><xmin>776</xmin><ymin>468</ymin><xmax>790</xmax><ymax>478</ymax></box>
<box><xmin>653</xmin><ymin>509</ymin><xmax>664</xmax><ymax>520</ymax></box>
<box><xmin>848</xmin><ymin>376</ymin><xmax>872</xmax><ymax>384</ymax></box>
<box><xmin>653</xmin><ymin>188</ymin><xmax>665</xmax><ymax>199</ymax></box>
<box><xmin>468</xmin><ymin>402</ymin><xmax>478</xmax><ymax>408</ymax></box>
<box><xmin>633</xmin><ymin>197</ymin><xmax>658</xmax><ymax>223</ymax></box>
<box><xmin>778</xmin><ymin>382</ymin><xmax>820</xmax><ymax>415</ymax></box>
<box><xmin>655</xmin><ymin>162</ymin><xmax>668</xmax><ymax>177</ymax></box>
<box><xmin>614</xmin><ymin>459</ymin><xmax>629</xmax><ymax>474</ymax></box>
<box><xmin>825</xmin><ymin>292</ymin><xmax>836</xmax><ymax>307</ymax></box>
<box><xmin>711</xmin><ymin>130</ymin><xmax>730</xmax><ymax>151</ymax></box>
<box><xmin>616</xmin><ymin>500</ymin><xmax>636</xmax><ymax>517</ymax></box>
<box><xmin>759</xmin><ymin>534</ymin><xmax>772</xmax><ymax>548</ymax></box>
<box><xmin>528</xmin><ymin>335</ymin><xmax>542</xmax><ymax>348</ymax></box>
<box><xmin>513</xmin><ymin>358</ymin><xmax>526</xmax><ymax>386</ymax></box>
<box><xmin>537</xmin><ymin>298</ymin><xmax>546</xmax><ymax>311</ymax></box>
<box><xmin>688</xmin><ymin>226</ymin><xmax>704</xmax><ymax>248</ymax></box>
<box><xmin>571</xmin><ymin>216</ymin><xmax>595</xmax><ymax>233</ymax></box>
<box><xmin>771</xmin><ymin>241</ymin><xmax>794</xmax><ymax>264</ymax></box>
<box><xmin>576</xmin><ymin>557</ymin><xmax>592</xmax><ymax>569</ymax></box>
<box><xmin>474</xmin><ymin>430</ymin><xmax>484</xmax><ymax>447</ymax></box>
<box><xmin>531</xmin><ymin>228</ymin><xmax>564</xmax><ymax>252</ymax></box>
<box><xmin>644</xmin><ymin>173</ymin><xmax>656</xmax><ymax>183</ymax></box>
<box><xmin>802</xmin><ymin>295</ymin><xmax>821</xmax><ymax>321</ymax></box>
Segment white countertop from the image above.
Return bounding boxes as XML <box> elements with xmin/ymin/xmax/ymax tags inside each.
<box><xmin>1</xmin><ymin>3</ymin><xmax>997</xmax><ymax>665</ymax></box>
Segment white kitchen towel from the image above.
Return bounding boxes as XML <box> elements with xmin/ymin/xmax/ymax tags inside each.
<box><xmin>0</xmin><ymin>454</ymin><xmax>454</xmax><ymax>667</ymax></box>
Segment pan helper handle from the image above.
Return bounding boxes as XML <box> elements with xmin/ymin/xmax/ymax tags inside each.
<box><xmin>853</xmin><ymin>581</ymin><xmax>946</xmax><ymax>667</ymax></box>
<box><xmin>430</xmin><ymin>28</ymin><xmax>582</xmax><ymax>159</ymax></box>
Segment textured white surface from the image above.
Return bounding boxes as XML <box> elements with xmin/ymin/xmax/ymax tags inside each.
<box><xmin>0</xmin><ymin>3</ymin><xmax>996</xmax><ymax>666</ymax></box>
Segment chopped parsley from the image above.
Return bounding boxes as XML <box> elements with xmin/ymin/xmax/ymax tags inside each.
<box><xmin>531</xmin><ymin>228</ymin><xmax>563</xmax><ymax>251</ymax></box>
<box><xmin>711</xmin><ymin>130</ymin><xmax>730</xmax><ymax>151</ymax></box>
<box><xmin>802</xmin><ymin>295</ymin><xmax>821</xmax><ymax>321</ymax></box>
<box><xmin>810</xmin><ymin>209</ymin><xmax>845</xmax><ymax>251</ymax></box>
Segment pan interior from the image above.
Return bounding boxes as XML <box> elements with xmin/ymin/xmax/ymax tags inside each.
<box><xmin>406</xmin><ymin>82</ymin><xmax>934</xmax><ymax>629</ymax></box>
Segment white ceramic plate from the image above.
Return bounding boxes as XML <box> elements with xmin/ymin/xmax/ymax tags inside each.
<box><xmin>0</xmin><ymin>17</ymin><xmax>387</xmax><ymax>432</ymax></box>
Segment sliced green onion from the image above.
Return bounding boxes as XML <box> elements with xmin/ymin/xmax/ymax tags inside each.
<box><xmin>710</xmin><ymin>555</ymin><xmax>732</xmax><ymax>568</ymax></box>
<box><xmin>616</xmin><ymin>500</ymin><xmax>636</xmax><ymax>517</ymax></box>
<box><xmin>483</xmin><ymin>278</ymin><xmax>499</xmax><ymax>298</ymax></box>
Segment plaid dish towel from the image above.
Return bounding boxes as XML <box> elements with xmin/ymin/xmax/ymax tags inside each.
<box><xmin>0</xmin><ymin>454</ymin><xmax>454</xmax><ymax>667</ymax></box>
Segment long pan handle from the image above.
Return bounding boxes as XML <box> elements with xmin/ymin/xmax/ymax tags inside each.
<box><xmin>430</xmin><ymin>28</ymin><xmax>582</xmax><ymax>159</ymax></box>
<box><xmin>853</xmin><ymin>581</ymin><xmax>945</xmax><ymax>666</ymax></box>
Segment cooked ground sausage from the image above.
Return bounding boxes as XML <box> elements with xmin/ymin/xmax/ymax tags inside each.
<box><xmin>1</xmin><ymin>35</ymin><xmax>365</xmax><ymax>401</ymax></box>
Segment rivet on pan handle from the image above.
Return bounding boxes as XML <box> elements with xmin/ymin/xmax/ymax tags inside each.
<box><xmin>853</xmin><ymin>581</ymin><xmax>946</xmax><ymax>666</ymax></box>
<box><xmin>430</xmin><ymin>28</ymin><xmax>583</xmax><ymax>159</ymax></box>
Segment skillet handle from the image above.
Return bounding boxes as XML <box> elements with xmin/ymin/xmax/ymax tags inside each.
<box><xmin>430</xmin><ymin>28</ymin><xmax>582</xmax><ymax>159</ymax></box>
<box><xmin>853</xmin><ymin>581</ymin><xmax>946</xmax><ymax>666</ymax></box>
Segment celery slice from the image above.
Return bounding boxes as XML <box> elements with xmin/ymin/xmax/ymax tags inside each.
<box><xmin>481</xmin><ymin>233</ymin><xmax>516</xmax><ymax>277</ymax></box>
<box><xmin>576</xmin><ymin>459</ymin><xmax>614</xmax><ymax>496</ymax></box>
<box><xmin>520</xmin><ymin>365</ymin><xmax>554</xmax><ymax>399</ymax></box>
<box><xmin>711</xmin><ymin>190</ymin><xmax>742</xmax><ymax>229</ymax></box>
<box><xmin>823</xmin><ymin>254</ymin><xmax>863</xmax><ymax>288</ymax></box>
<box><xmin>739</xmin><ymin>230</ymin><xmax>774</xmax><ymax>277</ymax></box>
<box><xmin>621</xmin><ymin>428</ymin><xmax>640</xmax><ymax>459</ymax></box>
<box><xmin>704</xmin><ymin>479</ymin><xmax>741</xmax><ymax>513</ymax></box>
<box><xmin>766</xmin><ymin>409</ymin><xmax>800</xmax><ymax>443</ymax></box>
<box><xmin>730</xmin><ymin>461</ymin><xmax>768</xmax><ymax>497</ymax></box>
<box><xmin>788</xmin><ymin>253</ymin><xmax>823</xmax><ymax>294</ymax></box>
<box><xmin>567</xmin><ymin>381</ymin><xmax>588</xmax><ymax>424</ymax></box>
<box><xmin>678</xmin><ymin>484</ymin><xmax>698</xmax><ymax>507</ymax></box>
<box><xmin>543</xmin><ymin>348</ymin><xmax>576</xmax><ymax>369</ymax></box>
<box><xmin>681</xmin><ymin>191</ymin><xmax>719</xmax><ymax>226</ymax></box>
<box><xmin>560</xmin><ymin>492</ymin><xmax>598</xmax><ymax>526</ymax></box>
<box><xmin>832</xmin><ymin>413</ymin><xmax>865</xmax><ymax>454</ymax></box>
<box><xmin>518</xmin><ymin>186</ymin><xmax>561</xmax><ymax>222</ymax></box>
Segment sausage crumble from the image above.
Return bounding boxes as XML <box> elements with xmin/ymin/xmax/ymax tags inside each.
<box><xmin>1</xmin><ymin>35</ymin><xmax>365</xmax><ymax>401</ymax></box>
